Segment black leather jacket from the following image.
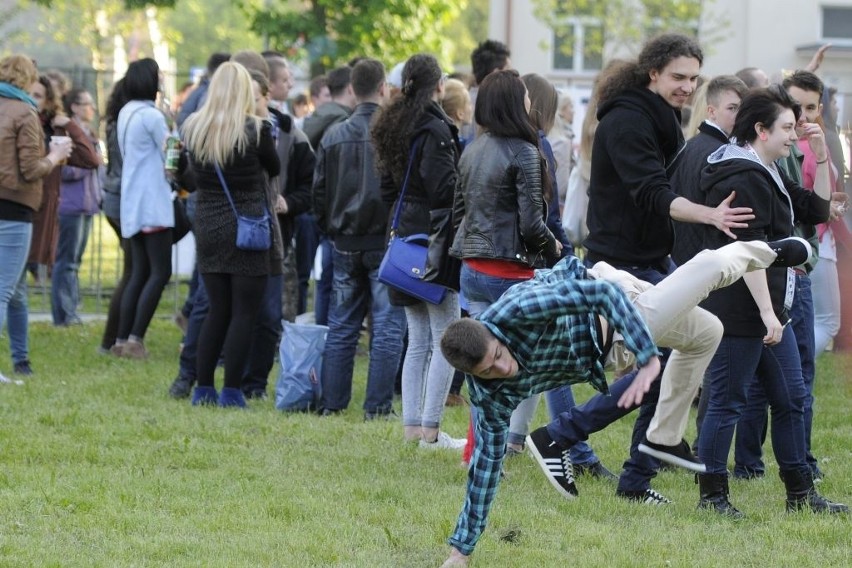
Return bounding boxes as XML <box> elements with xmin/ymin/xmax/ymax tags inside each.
<box><xmin>450</xmin><ymin>132</ymin><xmax>557</xmax><ymax>267</ymax></box>
<box><xmin>312</xmin><ymin>102</ymin><xmax>389</xmax><ymax>251</ymax></box>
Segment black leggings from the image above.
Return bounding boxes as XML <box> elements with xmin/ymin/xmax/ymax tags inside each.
<box><xmin>101</xmin><ymin>216</ymin><xmax>132</xmax><ymax>349</ymax></box>
<box><xmin>117</xmin><ymin>229</ymin><xmax>173</xmax><ymax>340</ymax></box>
<box><xmin>196</xmin><ymin>272</ymin><xmax>267</xmax><ymax>389</ymax></box>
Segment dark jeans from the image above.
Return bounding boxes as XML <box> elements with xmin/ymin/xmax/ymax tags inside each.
<box><xmin>294</xmin><ymin>212</ymin><xmax>333</xmax><ymax>322</ymax></box>
<box><xmin>698</xmin><ymin>328</ymin><xmax>808</xmax><ymax>475</ymax></box>
<box><xmin>117</xmin><ymin>229</ymin><xmax>173</xmax><ymax>340</ymax></box>
<box><xmin>582</xmin><ymin>256</ymin><xmax>675</xmax><ymax>493</ymax></box>
<box><xmin>734</xmin><ymin>272</ymin><xmax>818</xmax><ymax>476</ymax></box>
<box><xmin>319</xmin><ymin>246</ymin><xmax>406</xmax><ymax>412</ymax></box>
<box><xmin>547</xmin><ymin>369</ymin><xmax>662</xmax><ymax>468</ymax></box>
<box><xmin>178</xmin><ymin>276</ymin><xmax>209</xmax><ymax>381</ymax></box>
<box><xmin>242</xmin><ymin>273</ymin><xmax>284</xmax><ymax>396</ymax></box>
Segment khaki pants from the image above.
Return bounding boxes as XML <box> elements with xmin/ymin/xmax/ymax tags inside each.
<box><xmin>592</xmin><ymin>240</ymin><xmax>778</xmax><ymax>445</ymax></box>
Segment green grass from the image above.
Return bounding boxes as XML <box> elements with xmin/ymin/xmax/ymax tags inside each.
<box><xmin>0</xmin><ymin>321</ymin><xmax>849</xmax><ymax>567</ymax></box>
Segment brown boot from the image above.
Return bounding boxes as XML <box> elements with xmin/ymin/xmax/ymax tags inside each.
<box><xmin>121</xmin><ymin>339</ymin><xmax>148</xmax><ymax>360</ymax></box>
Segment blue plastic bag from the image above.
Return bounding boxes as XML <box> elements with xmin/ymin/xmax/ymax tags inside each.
<box><xmin>275</xmin><ymin>321</ymin><xmax>328</xmax><ymax>412</ymax></box>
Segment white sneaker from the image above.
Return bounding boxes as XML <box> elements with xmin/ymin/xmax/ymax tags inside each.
<box><xmin>419</xmin><ymin>431</ymin><xmax>467</xmax><ymax>450</ymax></box>
<box><xmin>0</xmin><ymin>372</ymin><xmax>24</xmax><ymax>386</ymax></box>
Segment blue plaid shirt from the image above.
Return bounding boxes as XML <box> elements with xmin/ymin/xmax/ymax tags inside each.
<box><xmin>449</xmin><ymin>256</ymin><xmax>659</xmax><ymax>555</ymax></box>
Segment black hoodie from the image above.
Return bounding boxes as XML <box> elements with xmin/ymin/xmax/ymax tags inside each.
<box><xmin>584</xmin><ymin>87</ymin><xmax>684</xmax><ymax>265</ymax></box>
<box><xmin>699</xmin><ymin>145</ymin><xmax>830</xmax><ymax>336</ymax></box>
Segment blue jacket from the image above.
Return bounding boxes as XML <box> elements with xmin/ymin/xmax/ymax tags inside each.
<box><xmin>117</xmin><ymin>100</ymin><xmax>172</xmax><ymax>237</ymax></box>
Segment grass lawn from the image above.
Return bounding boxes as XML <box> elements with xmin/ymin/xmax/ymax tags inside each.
<box><xmin>0</xmin><ymin>319</ymin><xmax>849</xmax><ymax>567</ymax></box>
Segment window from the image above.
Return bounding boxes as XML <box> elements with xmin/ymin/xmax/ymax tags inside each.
<box><xmin>552</xmin><ymin>16</ymin><xmax>603</xmax><ymax>73</ymax></box>
<box><xmin>822</xmin><ymin>7</ymin><xmax>852</xmax><ymax>40</ymax></box>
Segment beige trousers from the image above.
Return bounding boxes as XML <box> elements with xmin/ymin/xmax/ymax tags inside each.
<box><xmin>592</xmin><ymin>240</ymin><xmax>779</xmax><ymax>445</ymax></box>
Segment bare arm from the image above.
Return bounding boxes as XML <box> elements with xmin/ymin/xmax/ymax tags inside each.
<box><xmin>743</xmin><ymin>270</ymin><xmax>783</xmax><ymax>345</ymax></box>
<box><xmin>669</xmin><ymin>192</ymin><xmax>755</xmax><ymax>240</ymax></box>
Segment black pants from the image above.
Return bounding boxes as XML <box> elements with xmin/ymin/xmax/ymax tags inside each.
<box><xmin>101</xmin><ymin>216</ymin><xmax>132</xmax><ymax>349</ymax></box>
<box><xmin>196</xmin><ymin>272</ymin><xmax>267</xmax><ymax>389</ymax></box>
<box><xmin>117</xmin><ymin>229</ymin><xmax>173</xmax><ymax>340</ymax></box>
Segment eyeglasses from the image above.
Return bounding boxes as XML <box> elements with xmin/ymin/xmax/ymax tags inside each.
<box><xmin>440</xmin><ymin>73</ymin><xmax>449</xmax><ymax>83</ymax></box>
<box><xmin>74</xmin><ymin>100</ymin><xmax>94</xmax><ymax>107</ymax></box>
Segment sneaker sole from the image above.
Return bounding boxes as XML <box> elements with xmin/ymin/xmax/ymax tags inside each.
<box><xmin>638</xmin><ymin>443</ymin><xmax>707</xmax><ymax>473</ymax></box>
<box><xmin>525</xmin><ymin>434</ymin><xmax>578</xmax><ymax>500</ymax></box>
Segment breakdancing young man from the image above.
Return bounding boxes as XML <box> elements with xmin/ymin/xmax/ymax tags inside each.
<box><xmin>437</xmin><ymin>237</ymin><xmax>811</xmax><ymax>567</ymax></box>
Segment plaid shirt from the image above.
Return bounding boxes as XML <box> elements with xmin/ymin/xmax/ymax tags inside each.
<box><xmin>449</xmin><ymin>256</ymin><xmax>659</xmax><ymax>555</ymax></box>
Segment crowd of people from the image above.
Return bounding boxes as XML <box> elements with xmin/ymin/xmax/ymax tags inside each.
<box><xmin>0</xmin><ymin>31</ymin><xmax>850</xmax><ymax>567</ymax></box>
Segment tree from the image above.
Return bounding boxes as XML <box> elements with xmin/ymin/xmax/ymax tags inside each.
<box><xmin>246</xmin><ymin>0</ymin><xmax>465</xmax><ymax>76</ymax></box>
<box><xmin>159</xmin><ymin>0</ymin><xmax>262</xmax><ymax>77</ymax></box>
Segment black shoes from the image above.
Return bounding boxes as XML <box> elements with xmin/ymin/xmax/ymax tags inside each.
<box><xmin>781</xmin><ymin>468</ymin><xmax>848</xmax><ymax>514</ymax></box>
<box><xmin>616</xmin><ymin>488</ymin><xmax>672</xmax><ymax>505</ymax></box>
<box><xmin>575</xmin><ymin>461</ymin><xmax>618</xmax><ymax>482</ymax></box>
<box><xmin>526</xmin><ymin>427</ymin><xmax>578</xmax><ymax>499</ymax></box>
<box><xmin>13</xmin><ymin>360</ymin><xmax>33</xmax><ymax>376</ymax></box>
<box><xmin>767</xmin><ymin>236</ymin><xmax>813</xmax><ymax>267</ymax></box>
<box><xmin>697</xmin><ymin>473</ymin><xmax>745</xmax><ymax>519</ymax></box>
<box><xmin>168</xmin><ymin>375</ymin><xmax>195</xmax><ymax>399</ymax></box>
<box><xmin>319</xmin><ymin>408</ymin><xmax>342</xmax><ymax>417</ymax></box>
<box><xmin>638</xmin><ymin>437</ymin><xmax>707</xmax><ymax>473</ymax></box>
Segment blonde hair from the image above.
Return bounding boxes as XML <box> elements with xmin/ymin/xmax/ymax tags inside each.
<box><xmin>182</xmin><ymin>62</ymin><xmax>261</xmax><ymax>166</ymax></box>
<box><xmin>684</xmin><ymin>82</ymin><xmax>709</xmax><ymax>140</ymax></box>
<box><xmin>0</xmin><ymin>54</ymin><xmax>38</xmax><ymax>90</ymax></box>
<box><xmin>440</xmin><ymin>78</ymin><xmax>471</xmax><ymax>126</ymax></box>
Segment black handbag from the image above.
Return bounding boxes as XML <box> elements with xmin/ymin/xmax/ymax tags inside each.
<box><xmin>378</xmin><ymin>139</ymin><xmax>448</xmax><ymax>305</ymax></box>
<box><xmin>422</xmin><ymin>207</ymin><xmax>461</xmax><ymax>291</ymax></box>
<box><xmin>214</xmin><ymin>163</ymin><xmax>272</xmax><ymax>251</ymax></box>
<box><xmin>171</xmin><ymin>192</ymin><xmax>191</xmax><ymax>244</ymax></box>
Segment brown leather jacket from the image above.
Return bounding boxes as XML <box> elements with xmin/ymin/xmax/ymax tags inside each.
<box><xmin>0</xmin><ymin>97</ymin><xmax>54</xmax><ymax>211</ymax></box>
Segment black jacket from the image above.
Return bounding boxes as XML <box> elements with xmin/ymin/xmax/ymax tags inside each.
<box><xmin>585</xmin><ymin>87</ymin><xmax>683</xmax><ymax>265</ymax></box>
<box><xmin>380</xmin><ymin>102</ymin><xmax>461</xmax><ymax>305</ymax></box>
<box><xmin>449</xmin><ymin>132</ymin><xmax>557</xmax><ymax>268</ymax></box>
<box><xmin>303</xmin><ymin>102</ymin><xmax>351</xmax><ymax>149</ymax></box>
<box><xmin>312</xmin><ymin>102</ymin><xmax>389</xmax><ymax>251</ymax></box>
<box><xmin>670</xmin><ymin>121</ymin><xmax>729</xmax><ymax>265</ymax></box>
<box><xmin>268</xmin><ymin>108</ymin><xmax>315</xmax><ymax>247</ymax></box>
<box><xmin>699</xmin><ymin>146</ymin><xmax>830</xmax><ymax>336</ymax></box>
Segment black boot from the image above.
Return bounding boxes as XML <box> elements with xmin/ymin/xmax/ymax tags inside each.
<box><xmin>697</xmin><ymin>473</ymin><xmax>745</xmax><ymax>519</ymax></box>
<box><xmin>780</xmin><ymin>468</ymin><xmax>849</xmax><ymax>514</ymax></box>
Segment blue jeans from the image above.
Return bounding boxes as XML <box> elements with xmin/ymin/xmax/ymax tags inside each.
<box><xmin>319</xmin><ymin>246</ymin><xmax>406</xmax><ymax>412</ymax></box>
<box><xmin>51</xmin><ymin>213</ymin><xmax>92</xmax><ymax>325</ymax></box>
<box><xmin>0</xmin><ymin>221</ymin><xmax>32</xmax><ymax>340</ymax></box>
<box><xmin>734</xmin><ymin>272</ymin><xmax>818</xmax><ymax>476</ymax></box>
<box><xmin>7</xmin><ymin>267</ymin><xmax>29</xmax><ymax>364</ymax></box>
<box><xmin>242</xmin><ymin>274</ymin><xmax>284</xmax><ymax>395</ymax></box>
<box><xmin>461</xmin><ymin>263</ymin><xmax>600</xmax><ymax>465</ymax></box>
<box><xmin>582</xmin><ymin>258</ymin><xmax>674</xmax><ymax>493</ymax></box>
<box><xmin>699</xmin><ymin>328</ymin><xmax>807</xmax><ymax>475</ymax></box>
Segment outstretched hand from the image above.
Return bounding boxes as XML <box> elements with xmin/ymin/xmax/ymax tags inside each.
<box><xmin>710</xmin><ymin>191</ymin><xmax>754</xmax><ymax>239</ymax></box>
<box><xmin>617</xmin><ymin>356</ymin><xmax>661</xmax><ymax>409</ymax></box>
<box><xmin>805</xmin><ymin>44</ymin><xmax>831</xmax><ymax>73</ymax></box>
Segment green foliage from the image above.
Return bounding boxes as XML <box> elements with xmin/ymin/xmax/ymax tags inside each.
<box><xmin>159</xmin><ymin>0</ymin><xmax>263</xmax><ymax>76</ymax></box>
<box><xmin>30</xmin><ymin>0</ymin><xmax>177</xmax><ymax>8</ymax></box>
<box><xmin>246</xmin><ymin>0</ymin><xmax>464</xmax><ymax>75</ymax></box>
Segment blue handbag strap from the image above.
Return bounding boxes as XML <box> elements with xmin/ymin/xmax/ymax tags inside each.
<box><xmin>389</xmin><ymin>136</ymin><xmax>424</xmax><ymax>234</ymax></box>
<box><xmin>214</xmin><ymin>162</ymin><xmax>270</xmax><ymax>220</ymax></box>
